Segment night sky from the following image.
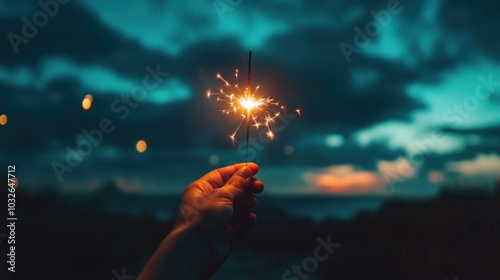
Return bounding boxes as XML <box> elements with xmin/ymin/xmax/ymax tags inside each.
<box><xmin>1</xmin><ymin>0</ymin><xmax>500</xmax><ymax>196</ymax></box>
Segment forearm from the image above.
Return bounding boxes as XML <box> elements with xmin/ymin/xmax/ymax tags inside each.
<box><xmin>137</xmin><ymin>223</ymin><xmax>215</xmax><ymax>280</ymax></box>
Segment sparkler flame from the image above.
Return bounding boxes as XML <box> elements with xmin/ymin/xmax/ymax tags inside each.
<box><xmin>207</xmin><ymin>69</ymin><xmax>284</xmax><ymax>144</ymax></box>
<box><xmin>206</xmin><ymin>51</ymin><xmax>300</xmax><ymax>165</ymax></box>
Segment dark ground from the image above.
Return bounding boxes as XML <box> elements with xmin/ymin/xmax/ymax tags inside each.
<box><xmin>1</xmin><ymin>182</ymin><xmax>499</xmax><ymax>280</ymax></box>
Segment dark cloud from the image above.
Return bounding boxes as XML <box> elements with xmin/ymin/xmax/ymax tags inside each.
<box><xmin>440</xmin><ymin>0</ymin><xmax>500</xmax><ymax>60</ymax></box>
<box><xmin>0</xmin><ymin>1</ymin><xmax>176</xmax><ymax>82</ymax></box>
<box><xmin>442</xmin><ymin>125</ymin><xmax>500</xmax><ymax>137</ymax></box>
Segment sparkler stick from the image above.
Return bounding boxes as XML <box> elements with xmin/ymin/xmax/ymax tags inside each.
<box><xmin>245</xmin><ymin>51</ymin><xmax>252</xmax><ymax>163</ymax></box>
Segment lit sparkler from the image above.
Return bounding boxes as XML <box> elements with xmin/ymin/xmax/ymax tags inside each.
<box><xmin>207</xmin><ymin>51</ymin><xmax>297</xmax><ymax>161</ymax></box>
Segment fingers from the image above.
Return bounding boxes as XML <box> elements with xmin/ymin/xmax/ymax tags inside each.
<box><xmin>250</xmin><ymin>178</ymin><xmax>264</xmax><ymax>194</ymax></box>
<box><xmin>232</xmin><ymin>194</ymin><xmax>257</xmax><ymax>238</ymax></box>
<box><xmin>233</xmin><ymin>162</ymin><xmax>259</xmax><ymax>175</ymax></box>
<box><xmin>247</xmin><ymin>195</ymin><xmax>257</xmax><ymax>209</ymax></box>
<box><xmin>199</xmin><ymin>163</ymin><xmax>259</xmax><ymax>189</ymax></box>
<box><xmin>221</xmin><ymin>166</ymin><xmax>254</xmax><ymax>200</ymax></box>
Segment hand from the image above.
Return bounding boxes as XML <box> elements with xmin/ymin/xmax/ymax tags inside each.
<box><xmin>175</xmin><ymin>163</ymin><xmax>264</xmax><ymax>269</ymax></box>
<box><xmin>138</xmin><ymin>163</ymin><xmax>264</xmax><ymax>280</ymax></box>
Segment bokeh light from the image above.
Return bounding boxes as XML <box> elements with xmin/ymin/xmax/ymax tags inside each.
<box><xmin>0</xmin><ymin>114</ymin><xmax>7</xmax><ymax>125</ymax></box>
<box><xmin>209</xmin><ymin>154</ymin><xmax>220</xmax><ymax>166</ymax></box>
<box><xmin>82</xmin><ymin>94</ymin><xmax>93</xmax><ymax>110</ymax></box>
<box><xmin>428</xmin><ymin>171</ymin><xmax>445</xmax><ymax>184</ymax></box>
<box><xmin>136</xmin><ymin>140</ymin><xmax>147</xmax><ymax>153</ymax></box>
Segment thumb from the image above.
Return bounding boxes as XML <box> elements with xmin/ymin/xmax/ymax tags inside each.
<box><xmin>222</xmin><ymin>166</ymin><xmax>253</xmax><ymax>200</ymax></box>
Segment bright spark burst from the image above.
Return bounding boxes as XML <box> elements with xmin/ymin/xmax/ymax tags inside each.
<box><xmin>207</xmin><ymin>69</ymin><xmax>285</xmax><ymax>144</ymax></box>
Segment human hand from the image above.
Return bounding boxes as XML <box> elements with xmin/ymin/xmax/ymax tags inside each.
<box><xmin>138</xmin><ymin>163</ymin><xmax>264</xmax><ymax>280</ymax></box>
<box><xmin>174</xmin><ymin>163</ymin><xmax>264</xmax><ymax>268</ymax></box>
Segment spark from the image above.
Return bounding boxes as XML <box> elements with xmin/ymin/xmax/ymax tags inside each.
<box><xmin>207</xmin><ymin>70</ymin><xmax>284</xmax><ymax>145</ymax></box>
<box><xmin>206</xmin><ymin>51</ymin><xmax>300</xmax><ymax>165</ymax></box>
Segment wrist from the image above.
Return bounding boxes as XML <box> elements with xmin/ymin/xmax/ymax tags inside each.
<box><xmin>171</xmin><ymin>222</ymin><xmax>216</xmax><ymax>278</ymax></box>
<box><xmin>138</xmin><ymin>222</ymin><xmax>215</xmax><ymax>280</ymax></box>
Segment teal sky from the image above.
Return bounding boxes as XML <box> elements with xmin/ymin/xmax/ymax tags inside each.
<box><xmin>1</xmin><ymin>0</ymin><xmax>499</xmax><ymax>196</ymax></box>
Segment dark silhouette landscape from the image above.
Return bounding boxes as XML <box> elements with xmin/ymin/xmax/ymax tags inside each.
<box><xmin>1</xmin><ymin>182</ymin><xmax>499</xmax><ymax>280</ymax></box>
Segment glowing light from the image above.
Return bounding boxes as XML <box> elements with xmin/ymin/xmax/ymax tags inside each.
<box><xmin>207</xmin><ymin>51</ymin><xmax>300</xmax><ymax>166</ymax></box>
<box><xmin>85</xmin><ymin>94</ymin><xmax>93</xmax><ymax>102</ymax></box>
<box><xmin>82</xmin><ymin>94</ymin><xmax>93</xmax><ymax>110</ymax></box>
<box><xmin>207</xmin><ymin>69</ymin><xmax>296</xmax><ymax>144</ymax></box>
<box><xmin>240</xmin><ymin>97</ymin><xmax>260</xmax><ymax>110</ymax></box>
<box><xmin>0</xmin><ymin>114</ymin><xmax>7</xmax><ymax>125</ymax></box>
<box><xmin>136</xmin><ymin>140</ymin><xmax>147</xmax><ymax>153</ymax></box>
